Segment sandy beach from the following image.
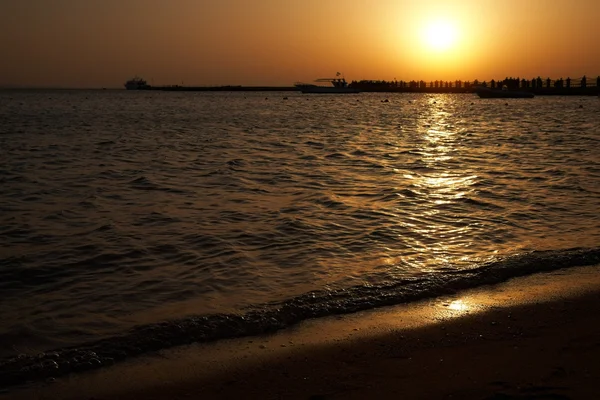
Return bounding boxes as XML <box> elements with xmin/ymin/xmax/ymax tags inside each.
<box><xmin>3</xmin><ymin>265</ymin><xmax>600</xmax><ymax>400</ymax></box>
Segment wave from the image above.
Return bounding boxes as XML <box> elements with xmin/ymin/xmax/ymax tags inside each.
<box><xmin>128</xmin><ymin>176</ymin><xmax>190</xmax><ymax>194</ymax></box>
<box><xmin>1</xmin><ymin>247</ymin><xmax>599</xmax><ymax>388</ymax></box>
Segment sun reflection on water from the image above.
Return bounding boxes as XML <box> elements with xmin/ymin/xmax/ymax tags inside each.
<box><xmin>435</xmin><ymin>298</ymin><xmax>473</xmax><ymax>320</ymax></box>
<box><xmin>396</xmin><ymin>94</ymin><xmax>483</xmax><ymax>272</ymax></box>
<box><xmin>447</xmin><ymin>299</ymin><xmax>469</xmax><ymax>311</ymax></box>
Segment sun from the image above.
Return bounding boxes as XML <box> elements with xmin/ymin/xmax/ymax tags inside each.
<box><xmin>422</xmin><ymin>20</ymin><xmax>458</xmax><ymax>51</ymax></box>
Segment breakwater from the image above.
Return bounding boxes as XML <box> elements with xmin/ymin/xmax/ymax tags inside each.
<box><xmin>136</xmin><ymin>75</ymin><xmax>600</xmax><ymax>95</ymax></box>
<box><xmin>149</xmin><ymin>85</ymin><xmax>298</xmax><ymax>92</ymax></box>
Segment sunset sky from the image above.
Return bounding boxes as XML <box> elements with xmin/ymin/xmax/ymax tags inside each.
<box><xmin>1</xmin><ymin>0</ymin><xmax>599</xmax><ymax>88</ymax></box>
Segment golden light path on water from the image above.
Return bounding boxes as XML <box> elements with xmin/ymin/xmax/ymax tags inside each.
<box><xmin>386</xmin><ymin>94</ymin><xmax>493</xmax><ymax>275</ymax></box>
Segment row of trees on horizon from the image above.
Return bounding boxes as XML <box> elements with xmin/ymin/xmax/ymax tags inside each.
<box><xmin>349</xmin><ymin>75</ymin><xmax>599</xmax><ymax>90</ymax></box>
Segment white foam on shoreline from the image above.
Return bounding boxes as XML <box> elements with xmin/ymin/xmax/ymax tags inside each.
<box><xmin>7</xmin><ymin>263</ymin><xmax>600</xmax><ymax>400</ymax></box>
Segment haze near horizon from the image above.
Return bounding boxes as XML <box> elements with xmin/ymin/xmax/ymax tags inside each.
<box><xmin>1</xmin><ymin>0</ymin><xmax>599</xmax><ymax>88</ymax></box>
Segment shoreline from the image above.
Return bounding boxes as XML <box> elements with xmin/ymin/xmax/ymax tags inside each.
<box><xmin>2</xmin><ymin>248</ymin><xmax>599</xmax><ymax>389</ymax></box>
<box><xmin>144</xmin><ymin>87</ymin><xmax>600</xmax><ymax>96</ymax></box>
<box><xmin>4</xmin><ymin>264</ymin><xmax>600</xmax><ymax>399</ymax></box>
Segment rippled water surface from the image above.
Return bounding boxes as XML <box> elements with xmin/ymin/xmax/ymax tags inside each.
<box><xmin>1</xmin><ymin>90</ymin><xmax>599</xmax><ymax>355</ymax></box>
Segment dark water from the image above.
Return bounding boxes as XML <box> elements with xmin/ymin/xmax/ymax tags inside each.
<box><xmin>1</xmin><ymin>90</ymin><xmax>599</xmax><ymax>384</ymax></box>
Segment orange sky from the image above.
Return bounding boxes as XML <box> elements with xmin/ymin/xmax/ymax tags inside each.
<box><xmin>1</xmin><ymin>0</ymin><xmax>599</xmax><ymax>88</ymax></box>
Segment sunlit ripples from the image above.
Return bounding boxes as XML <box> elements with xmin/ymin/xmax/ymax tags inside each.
<box><xmin>0</xmin><ymin>90</ymin><xmax>599</xmax><ymax>352</ymax></box>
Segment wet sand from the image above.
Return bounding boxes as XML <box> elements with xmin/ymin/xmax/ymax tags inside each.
<box><xmin>4</xmin><ymin>265</ymin><xmax>600</xmax><ymax>400</ymax></box>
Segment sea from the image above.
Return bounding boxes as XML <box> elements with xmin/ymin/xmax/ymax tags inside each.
<box><xmin>1</xmin><ymin>90</ymin><xmax>599</xmax><ymax>384</ymax></box>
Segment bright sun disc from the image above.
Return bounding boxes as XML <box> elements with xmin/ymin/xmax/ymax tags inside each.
<box><xmin>423</xmin><ymin>21</ymin><xmax>457</xmax><ymax>50</ymax></box>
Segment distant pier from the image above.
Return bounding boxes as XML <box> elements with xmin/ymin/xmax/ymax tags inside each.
<box><xmin>130</xmin><ymin>75</ymin><xmax>600</xmax><ymax>95</ymax></box>
<box><xmin>149</xmin><ymin>85</ymin><xmax>298</xmax><ymax>92</ymax></box>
